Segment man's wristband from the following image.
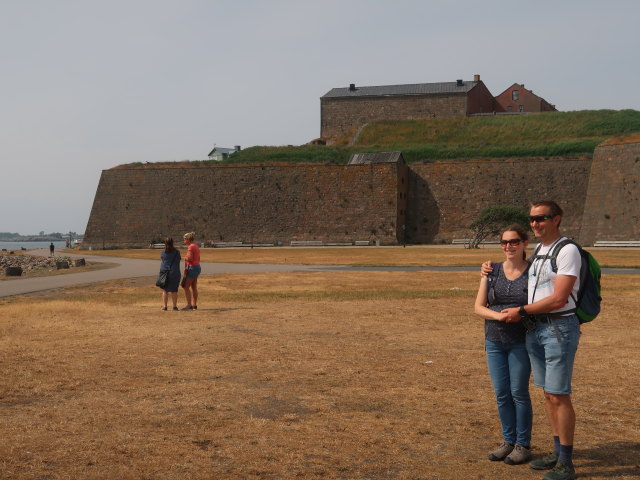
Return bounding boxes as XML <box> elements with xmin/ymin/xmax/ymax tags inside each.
<box><xmin>518</xmin><ymin>306</ymin><xmax>528</xmax><ymax>318</ymax></box>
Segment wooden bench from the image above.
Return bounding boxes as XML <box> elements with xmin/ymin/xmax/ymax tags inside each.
<box><xmin>354</xmin><ymin>240</ymin><xmax>370</xmax><ymax>246</ymax></box>
<box><xmin>593</xmin><ymin>240</ymin><xmax>640</xmax><ymax>248</ymax></box>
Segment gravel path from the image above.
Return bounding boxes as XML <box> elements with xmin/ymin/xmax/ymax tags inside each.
<box><xmin>2</xmin><ymin>249</ymin><xmax>638</xmax><ymax>299</ymax></box>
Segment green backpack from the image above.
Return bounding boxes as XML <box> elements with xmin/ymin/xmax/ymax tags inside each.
<box><xmin>531</xmin><ymin>239</ymin><xmax>602</xmax><ymax>323</ymax></box>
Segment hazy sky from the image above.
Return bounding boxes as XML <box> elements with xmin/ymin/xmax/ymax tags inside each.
<box><xmin>1</xmin><ymin>0</ymin><xmax>638</xmax><ymax>235</ymax></box>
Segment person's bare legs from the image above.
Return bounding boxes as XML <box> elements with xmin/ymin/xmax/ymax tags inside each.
<box><xmin>162</xmin><ymin>290</ymin><xmax>169</xmax><ymax>309</ymax></box>
<box><xmin>171</xmin><ymin>291</ymin><xmax>178</xmax><ymax>309</ymax></box>
<box><xmin>544</xmin><ymin>392</ymin><xmax>575</xmax><ymax>445</ymax></box>
<box><xmin>183</xmin><ymin>278</ymin><xmax>193</xmax><ymax>306</ymax></box>
<box><xmin>191</xmin><ymin>277</ymin><xmax>198</xmax><ymax>308</ymax></box>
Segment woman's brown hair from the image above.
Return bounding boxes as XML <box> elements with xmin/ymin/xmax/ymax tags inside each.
<box><xmin>164</xmin><ymin>237</ymin><xmax>175</xmax><ymax>253</ymax></box>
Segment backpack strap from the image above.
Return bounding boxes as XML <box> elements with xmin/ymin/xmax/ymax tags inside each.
<box><xmin>547</xmin><ymin>238</ymin><xmax>575</xmax><ymax>273</ymax></box>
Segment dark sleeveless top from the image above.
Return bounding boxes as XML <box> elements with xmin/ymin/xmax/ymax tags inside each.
<box><xmin>485</xmin><ymin>262</ymin><xmax>529</xmax><ymax>344</ymax></box>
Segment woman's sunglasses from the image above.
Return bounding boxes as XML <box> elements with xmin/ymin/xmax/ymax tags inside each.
<box><xmin>500</xmin><ymin>239</ymin><xmax>523</xmax><ymax>247</ymax></box>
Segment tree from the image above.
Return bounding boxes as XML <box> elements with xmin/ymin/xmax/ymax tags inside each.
<box><xmin>468</xmin><ymin>205</ymin><xmax>529</xmax><ymax>249</ymax></box>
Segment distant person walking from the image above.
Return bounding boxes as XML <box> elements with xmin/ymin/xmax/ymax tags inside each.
<box><xmin>181</xmin><ymin>232</ymin><xmax>201</xmax><ymax>310</ymax></box>
<box><xmin>49</xmin><ymin>242</ymin><xmax>55</xmax><ymax>256</ymax></box>
<box><xmin>159</xmin><ymin>237</ymin><xmax>181</xmax><ymax>311</ymax></box>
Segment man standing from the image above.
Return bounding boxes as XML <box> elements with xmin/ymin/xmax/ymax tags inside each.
<box><xmin>49</xmin><ymin>242</ymin><xmax>55</xmax><ymax>256</ymax></box>
<box><xmin>501</xmin><ymin>200</ymin><xmax>581</xmax><ymax>480</ymax></box>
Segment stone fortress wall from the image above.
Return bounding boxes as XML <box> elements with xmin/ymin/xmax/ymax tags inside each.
<box><xmin>83</xmin><ymin>140</ymin><xmax>639</xmax><ymax>248</ymax></box>
<box><xmin>84</xmin><ymin>163</ymin><xmax>406</xmax><ymax>248</ymax></box>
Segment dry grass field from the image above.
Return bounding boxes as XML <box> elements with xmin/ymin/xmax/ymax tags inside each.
<box><xmin>1</xmin><ymin>251</ymin><xmax>639</xmax><ymax>479</ymax></box>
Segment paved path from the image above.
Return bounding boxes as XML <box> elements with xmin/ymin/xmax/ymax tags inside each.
<box><xmin>2</xmin><ymin>249</ymin><xmax>638</xmax><ymax>298</ymax></box>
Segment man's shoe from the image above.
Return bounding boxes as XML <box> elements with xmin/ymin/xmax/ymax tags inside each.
<box><xmin>488</xmin><ymin>442</ymin><xmax>514</xmax><ymax>461</ymax></box>
<box><xmin>504</xmin><ymin>444</ymin><xmax>532</xmax><ymax>465</ymax></box>
<box><xmin>542</xmin><ymin>460</ymin><xmax>575</xmax><ymax>480</ymax></box>
<box><xmin>530</xmin><ymin>451</ymin><xmax>559</xmax><ymax>470</ymax></box>
<box><xmin>180</xmin><ymin>305</ymin><xmax>194</xmax><ymax>311</ymax></box>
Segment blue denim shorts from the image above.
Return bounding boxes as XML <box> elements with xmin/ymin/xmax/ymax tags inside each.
<box><xmin>186</xmin><ymin>265</ymin><xmax>201</xmax><ymax>279</ymax></box>
<box><xmin>526</xmin><ymin>315</ymin><xmax>580</xmax><ymax>395</ymax></box>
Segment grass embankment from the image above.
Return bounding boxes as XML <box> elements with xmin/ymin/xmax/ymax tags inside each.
<box><xmin>73</xmin><ymin>246</ymin><xmax>640</xmax><ymax>269</ymax></box>
<box><xmin>114</xmin><ymin>109</ymin><xmax>640</xmax><ymax>168</ymax></box>
<box><xmin>1</xmin><ymin>270</ymin><xmax>637</xmax><ymax>479</ymax></box>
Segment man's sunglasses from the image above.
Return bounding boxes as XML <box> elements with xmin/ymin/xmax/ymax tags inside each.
<box><xmin>528</xmin><ymin>215</ymin><xmax>552</xmax><ymax>223</ymax></box>
<box><xmin>500</xmin><ymin>239</ymin><xmax>523</xmax><ymax>247</ymax></box>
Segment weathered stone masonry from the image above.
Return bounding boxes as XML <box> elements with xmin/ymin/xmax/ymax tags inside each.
<box><xmin>83</xmin><ymin>140</ymin><xmax>640</xmax><ymax>248</ymax></box>
<box><xmin>84</xmin><ymin>163</ymin><xmax>406</xmax><ymax>248</ymax></box>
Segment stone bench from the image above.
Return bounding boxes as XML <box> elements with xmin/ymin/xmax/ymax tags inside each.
<box><xmin>212</xmin><ymin>242</ymin><xmax>245</xmax><ymax>248</ymax></box>
<box><xmin>452</xmin><ymin>238</ymin><xmax>499</xmax><ymax>245</ymax></box>
<box><xmin>212</xmin><ymin>242</ymin><xmax>276</xmax><ymax>248</ymax></box>
<box><xmin>354</xmin><ymin>240</ymin><xmax>371</xmax><ymax>246</ymax></box>
<box><xmin>290</xmin><ymin>241</ymin><xmax>323</xmax><ymax>247</ymax></box>
<box><xmin>593</xmin><ymin>240</ymin><xmax>640</xmax><ymax>248</ymax></box>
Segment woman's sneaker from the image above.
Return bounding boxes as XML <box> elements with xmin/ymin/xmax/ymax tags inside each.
<box><xmin>530</xmin><ymin>451</ymin><xmax>559</xmax><ymax>470</ymax></box>
<box><xmin>488</xmin><ymin>442</ymin><xmax>514</xmax><ymax>461</ymax></box>
<box><xmin>504</xmin><ymin>444</ymin><xmax>532</xmax><ymax>465</ymax></box>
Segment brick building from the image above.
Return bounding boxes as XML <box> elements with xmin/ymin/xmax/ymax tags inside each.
<box><xmin>320</xmin><ymin>75</ymin><xmax>495</xmax><ymax>143</ymax></box>
<box><xmin>494</xmin><ymin>83</ymin><xmax>557</xmax><ymax>113</ymax></box>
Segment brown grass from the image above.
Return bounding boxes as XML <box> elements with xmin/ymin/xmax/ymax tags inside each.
<box><xmin>1</xmin><ymin>269</ymin><xmax>638</xmax><ymax>479</ymax></box>
<box><xmin>72</xmin><ymin>246</ymin><xmax>640</xmax><ymax>268</ymax></box>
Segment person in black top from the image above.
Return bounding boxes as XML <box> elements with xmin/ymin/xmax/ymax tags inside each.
<box><xmin>474</xmin><ymin>225</ymin><xmax>532</xmax><ymax>465</ymax></box>
<box><xmin>159</xmin><ymin>237</ymin><xmax>181</xmax><ymax>311</ymax></box>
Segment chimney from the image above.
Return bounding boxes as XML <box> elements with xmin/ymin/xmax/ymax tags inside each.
<box><xmin>456</xmin><ymin>79</ymin><xmax>464</xmax><ymax>87</ymax></box>
<box><xmin>474</xmin><ymin>74</ymin><xmax>480</xmax><ymax>82</ymax></box>
<box><xmin>349</xmin><ymin>83</ymin><xmax>356</xmax><ymax>91</ymax></box>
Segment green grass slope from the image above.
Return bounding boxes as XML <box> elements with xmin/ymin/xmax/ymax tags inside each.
<box><xmin>117</xmin><ymin>110</ymin><xmax>640</xmax><ymax>168</ymax></box>
<box><xmin>227</xmin><ymin>109</ymin><xmax>640</xmax><ymax>165</ymax></box>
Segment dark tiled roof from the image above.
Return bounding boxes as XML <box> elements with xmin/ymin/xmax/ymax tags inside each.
<box><xmin>323</xmin><ymin>81</ymin><xmax>479</xmax><ymax>98</ymax></box>
<box><xmin>348</xmin><ymin>151</ymin><xmax>404</xmax><ymax>165</ymax></box>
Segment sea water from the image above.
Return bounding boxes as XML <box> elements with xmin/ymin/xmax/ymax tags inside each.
<box><xmin>0</xmin><ymin>240</ymin><xmax>68</xmax><ymax>251</ymax></box>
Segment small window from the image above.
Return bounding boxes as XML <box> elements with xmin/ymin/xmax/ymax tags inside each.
<box><xmin>507</xmin><ymin>106</ymin><xmax>513</xmax><ymax>112</ymax></box>
<box><xmin>512</xmin><ymin>90</ymin><xmax>520</xmax><ymax>100</ymax></box>
<box><xmin>519</xmin><ymin>105</ymin><xmax>524</xmax><ymax>112</ymax></box>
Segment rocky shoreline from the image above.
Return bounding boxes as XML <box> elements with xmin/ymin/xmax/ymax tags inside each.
<box><xmin>1</xmin><ymin>253</ymin><xmax>85</xmax><ymax>276</ymax></box>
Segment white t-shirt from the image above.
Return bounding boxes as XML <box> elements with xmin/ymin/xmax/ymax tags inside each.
<box><xmin>528</xmin><ymin>237</ymin><xmax>581</xmax><ymax>313</ymax></box>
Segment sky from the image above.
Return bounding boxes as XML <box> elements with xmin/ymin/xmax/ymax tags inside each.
<box><xmin>1</xmin><ymin>0</ymin><xmax>639</xmax><ymax>235</ymax></box>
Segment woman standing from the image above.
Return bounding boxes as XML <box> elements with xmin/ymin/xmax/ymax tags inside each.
<box><xmin>181</xmin><ymin>232</ymin><xmax>201</xmax><ymax>310</ymax></box>
<box><xmin>160</xmin><ymin>238</ymin><xmax>181</xmax><ymax>311</ymax></box>
<box><xmin>474</xmin><ymin>225</ymin><xmax>532</xmax><ymax>465</ymax></box>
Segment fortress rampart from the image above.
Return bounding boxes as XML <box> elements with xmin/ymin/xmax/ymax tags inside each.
<box><xmin>580</xmin><ymin>139</ymin><xmax>640</xmax><ymax>244</ymax></box>
<box><xmin>84</xmin><ymin>163</ymin><xmax>406</xmax><ymax>248</ymax></box>
<box><xmin>83</xmin><ymin>141</ymin><xmax>640</xmax><ymax>248</ymax></box>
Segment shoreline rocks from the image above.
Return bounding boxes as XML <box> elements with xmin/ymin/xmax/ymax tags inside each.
<box><xmin>1</xmin><ymin>254</ymin><xmax>86</xmax><ymax>276</ymax></box>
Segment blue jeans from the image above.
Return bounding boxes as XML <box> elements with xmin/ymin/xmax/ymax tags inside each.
<box><xmin>485</xmin><ymin>339</ymin><xmax>533</xmax><ymax>446</ymax></box>
<box><xmin>526</xmin><ymin>315</ymin><xmax>580</xmax><ymax>395</ymax></box>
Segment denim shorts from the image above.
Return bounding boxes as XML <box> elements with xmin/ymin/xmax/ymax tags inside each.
<box><xmin>186</xmin><ymin>265</ymin><xmax>201</xmax><ymax>279</ymax></box>
<box><xmin>526</xmin><ymin>315</ymin><xmax>580</xmax><ymax>395</ymax></box>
